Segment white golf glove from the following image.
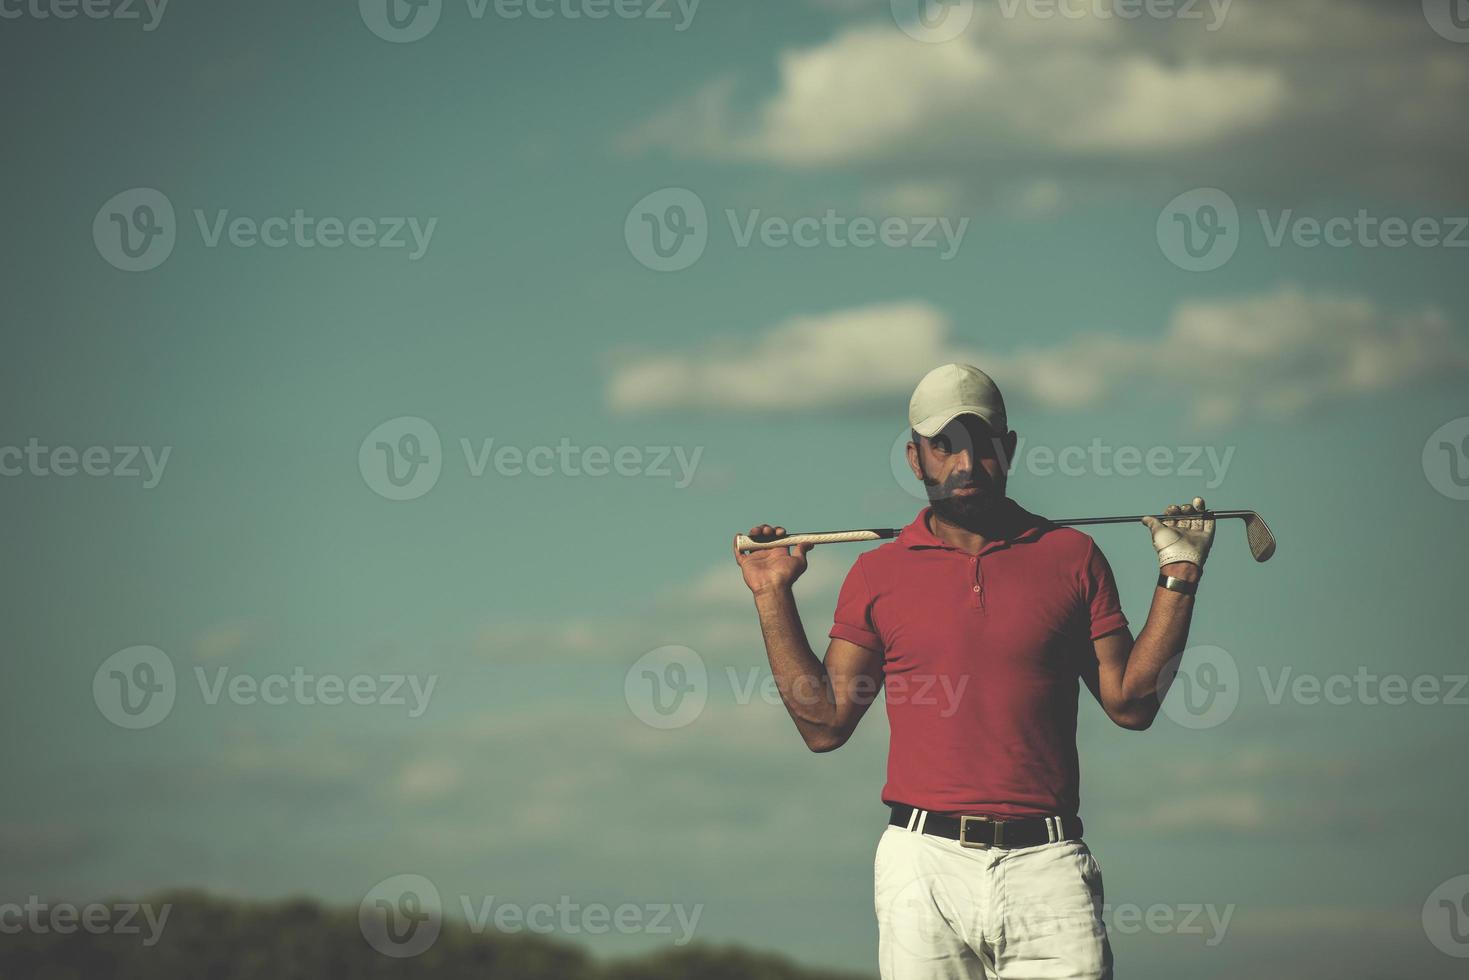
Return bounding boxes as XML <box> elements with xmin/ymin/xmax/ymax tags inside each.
<box><xmin>1141</xmin><ymin>496</ymin><xmax>1215</xmax><ymax>569</ymax></box>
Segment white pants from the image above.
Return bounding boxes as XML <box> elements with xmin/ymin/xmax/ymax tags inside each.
<box><xmin>874</xmin><ymin>823</ymin><xmax>1113</xmax><ymax>979</ymax></box>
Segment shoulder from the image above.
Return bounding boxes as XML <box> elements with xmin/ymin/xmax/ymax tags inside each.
<box><xmin>841</xmin><ymin>538</ymin><xmax>906</xmax><ymax>588</ymax></box>
<box><xmin>1029</xmin><ymin>522</ymin><xmax>1110</xmax><ymax>573</ymax></box>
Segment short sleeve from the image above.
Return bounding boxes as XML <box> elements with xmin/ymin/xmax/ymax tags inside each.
<box><xmin>829</xmin><ymin>556</ymin><xmax>884</xmax><ymax>653</ymax></box>
<box><xmin>1081</xmin><ymin>540</ymin><xmax>1128</xmax><ymax>640</ymax></box>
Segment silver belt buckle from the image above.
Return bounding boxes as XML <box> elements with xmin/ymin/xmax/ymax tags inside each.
<box><xmin>959</xmin><ymin>815</ymin><xmax>1003</xmax><ymax>849</ymax></box>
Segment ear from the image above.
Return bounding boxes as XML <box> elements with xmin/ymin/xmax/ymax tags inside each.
<box><xmin>906</xmin><ymin>437</ymin><xmax>925</xmax><ymax>483</ymax></box>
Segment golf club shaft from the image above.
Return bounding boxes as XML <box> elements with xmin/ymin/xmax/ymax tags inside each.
<box><xmin>736</xmin><ymin>511</ymin><xmax>1251</xmax><ymax>552</ymax></box>
<box><xmin>1051</xmin><ymin>510</ymin><xmax>1252</xmax><ymax>526</ymax></box>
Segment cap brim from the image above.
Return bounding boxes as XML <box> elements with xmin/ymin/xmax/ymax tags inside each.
<box><xmin>912</xmin><ymin>409</ymin><xmax>1001</xmax><ymax>439</ymax></box>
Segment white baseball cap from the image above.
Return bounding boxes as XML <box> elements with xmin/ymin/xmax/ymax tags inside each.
<box><xmin>908</xmin><ymin>363</ymin><xmax>1008</xmax><ymax>438</ymax></box>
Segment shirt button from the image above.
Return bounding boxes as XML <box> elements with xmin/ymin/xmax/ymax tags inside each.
<box><xmin>973</xmin><ymin>585</ymin><xmax>981</xmax><ymax>592</ymax></box>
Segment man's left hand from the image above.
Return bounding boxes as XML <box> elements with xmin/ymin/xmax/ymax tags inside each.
<box><xmin>1141</xmin><ymin>496</ymin><xmax>1215</xmax><ymax>571</ymax></box>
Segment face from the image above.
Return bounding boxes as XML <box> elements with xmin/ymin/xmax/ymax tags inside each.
<box><xmin>907</xmin><ymin>416</ymin><xmax>1018</xmax><ymax>525</ymax></box>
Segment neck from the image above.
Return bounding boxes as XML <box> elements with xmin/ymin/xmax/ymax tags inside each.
<box><xmin>926</xmin><ymin>500</ymin><xmax>1013</xmax><ymax>555</ymax></box>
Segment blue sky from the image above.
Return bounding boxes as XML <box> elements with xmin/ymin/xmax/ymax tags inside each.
<box><xmin>2</xmin><ymin>0</ymin><xmax>1468</xmax><ymax>976</ymax></box>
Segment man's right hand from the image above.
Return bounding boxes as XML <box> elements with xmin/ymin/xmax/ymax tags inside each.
<box><xmin>734</xmin><ymin>524</ymin><xmax>812</xmax><ymax>596</ymax></box>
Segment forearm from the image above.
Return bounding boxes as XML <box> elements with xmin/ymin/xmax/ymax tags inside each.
<box><xmin>1120</xmin><ymin>562</ymin><xmax>1202</xmax><ymax>712</ymax></box>
<box><xmin>751</xmin><ymin>586</ymin><xmax>840</xmax><ymax>746</ymax></box>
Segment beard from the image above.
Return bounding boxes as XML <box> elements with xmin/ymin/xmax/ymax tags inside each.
<box><xmin>924</xmin><ymin>471</ymin><xmax>1007</xmax><ymax>529</ymax></box>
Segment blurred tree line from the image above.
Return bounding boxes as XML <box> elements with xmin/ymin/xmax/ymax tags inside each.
<box><xmin>0</xmin><ymin>890</ymin><xmax>874</xmax><ymax>980</ymax></box>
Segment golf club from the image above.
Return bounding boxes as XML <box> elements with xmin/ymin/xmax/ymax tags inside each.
<box><xmin>735</xmin><ymin>510</ymin><xmax>1276</xmax><ymax>562</ymax></box>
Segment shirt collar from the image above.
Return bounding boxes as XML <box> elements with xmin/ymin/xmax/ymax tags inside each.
<box><xmin>898</xmin><ymin>498</ymin><xmax>1051</xmax><ymax>554</ymax></box>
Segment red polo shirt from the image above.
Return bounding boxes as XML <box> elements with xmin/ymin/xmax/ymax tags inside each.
<box><xmin>829</xmin><ymin>500</ymin><xmax>1128</xmax><ymax>819</ymax></box>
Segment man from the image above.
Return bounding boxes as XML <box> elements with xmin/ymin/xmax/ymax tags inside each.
<box><xmin>733</xmin><ymin>363</ymin><xmax>1214</xmax><ymax>980</ymax></box>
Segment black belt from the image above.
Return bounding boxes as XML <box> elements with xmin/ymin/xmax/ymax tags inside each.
<box><xmin>889</xmin><ymin>804</ymin><xmax>1083</xmax><ymax>850</ymax></box>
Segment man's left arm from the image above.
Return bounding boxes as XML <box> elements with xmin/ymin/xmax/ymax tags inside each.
<box><xmin>1083</xmin><ymin>496</ymin><xmax>1215</xmax><ymax>731</ymax></box>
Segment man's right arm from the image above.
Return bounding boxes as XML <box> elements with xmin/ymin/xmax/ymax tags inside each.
<box><xmin>736</xmin><ymin>524</ymin><xmax>885</xmax><ymax>753</ymax></box>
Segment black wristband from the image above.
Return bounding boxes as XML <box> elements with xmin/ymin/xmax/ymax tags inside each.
<box><xmin>1157</xmin><ymin>572</ymin><xmax>1197</xmax><ymax>595</ymax></box>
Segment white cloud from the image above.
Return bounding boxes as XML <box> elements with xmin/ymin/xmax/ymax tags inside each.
<box><xmin>629</xmin><ymin>21</ymin><xmax>1283</xmax><ymax>169</ymax></box>
<box><xmin>624</xmin><ymin>1</ymin><xmax>1465</xmax><ymax>201</ymax></box>
<box><xmin>606</xmin><ymin>288</ymin><xmax>1468</xmax><ymax>427</ymax></box>
<box><xmin>1131</xmin><ymin>789</ymin><xmax>1269</xmax><ymax>832</ymax></box>
<box><xmin>608</xmin><ymin>300</ymin><xmax>958</xmax><ymax>414</ymax></box>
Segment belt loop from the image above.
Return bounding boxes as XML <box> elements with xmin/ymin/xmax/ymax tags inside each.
<box><xmin>905</xmin><ymin>807</ymin><xmax>919</xmax><ymax>832</ymax></box>
<box><xmin>916</xmin><ymin>809</ymin><xmax>929</xmax><ymax>834</ymax></box>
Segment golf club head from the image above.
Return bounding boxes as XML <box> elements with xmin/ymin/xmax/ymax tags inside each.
<box><xmin>1241</xmin><ymin>512</ymin><xmax>1276</xmax><ymax>562</ymax></box>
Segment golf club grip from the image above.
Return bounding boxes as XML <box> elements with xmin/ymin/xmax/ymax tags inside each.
<box><xmin>736</xmin><ymin>529</ymin><xmax>894</xmax><ymax>551</ymax></box>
